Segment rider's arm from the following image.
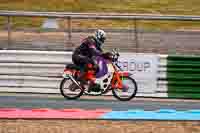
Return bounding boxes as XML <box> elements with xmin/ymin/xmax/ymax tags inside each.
<box><xmin>83</xmin><ymin>37</ymin><xmax>102</xmax><ymax>56</ymax></box>
<box><xmin>88</xmin><ymin>43</ymin><xmax>102</xmax><ymax>56</ymax></box>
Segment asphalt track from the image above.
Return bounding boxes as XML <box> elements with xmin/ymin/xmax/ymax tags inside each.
<box><xmin>0</xmin><ymin>93</ymin><xmax>200</xmax><ymax>111</ymax></box>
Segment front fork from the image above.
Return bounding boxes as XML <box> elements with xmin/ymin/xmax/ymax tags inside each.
<box><xmin>111</xmin><ymin>71</ymin><xmax>131</xmax><ymax>89</ymax></box>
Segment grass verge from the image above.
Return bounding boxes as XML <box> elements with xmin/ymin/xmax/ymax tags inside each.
<box><xmin>1</xmin><ymin>0</ymin><xmax>200</xmax><ymax>30</ymax></box>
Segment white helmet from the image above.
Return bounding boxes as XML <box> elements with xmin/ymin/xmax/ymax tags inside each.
<box><xmin>94</xmin><ymin>29</ymin><xmax>106</xmax><ymax>44</ymax></box>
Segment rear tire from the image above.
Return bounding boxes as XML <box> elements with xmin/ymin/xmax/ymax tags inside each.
<box><xmin>112</xmin><ymin>76</ymin><xmax>137</xmax><ymax>101</ymax></box>
<box><xmin>60</xmin><ymin>78</ymin><xmax>84</xmax><ymax>100</ymax></box>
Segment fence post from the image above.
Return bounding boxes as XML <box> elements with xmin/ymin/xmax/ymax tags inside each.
<box><xmin>7</xmin><ymin>16</ymin><xmax>11</xmax><ymax>49</ymax></box>
<box><xmin>134</xmin><ymin>19</ymin><xmax>139</xmax><ymax>52</ymax></box>
<box><xmin>67</xmin><ymin>16</ymin><xmax>72</xmax><ymax>50</ymax></box>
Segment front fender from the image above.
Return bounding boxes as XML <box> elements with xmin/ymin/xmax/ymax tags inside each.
<box><xmin>118</xmin><ymin>71</ymin><xmax>132</xmax><ymax>77</ymax></box>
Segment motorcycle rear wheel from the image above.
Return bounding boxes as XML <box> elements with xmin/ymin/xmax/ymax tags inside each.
<box><xmin>60</xmin><ymin>78</ymin><xmax>84</xmax><ymax>100</ymax></box>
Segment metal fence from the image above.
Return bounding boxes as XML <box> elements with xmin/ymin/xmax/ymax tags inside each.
<box><xmin>1</xmin><ymin>11</ymin><xmax>200</xmax><ymax>54</ymax></box>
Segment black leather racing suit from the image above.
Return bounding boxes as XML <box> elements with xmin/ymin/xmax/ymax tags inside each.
<box><xmin>72</xmin><ymin>36</ymin><xmax>103</xmax><ymax>71</ymax></box>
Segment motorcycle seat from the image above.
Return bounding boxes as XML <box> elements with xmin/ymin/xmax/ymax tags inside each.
<box><xmin>65</xmin><ymin>64</ymin><xmax>81</xmax><ymax>70</ymax></box>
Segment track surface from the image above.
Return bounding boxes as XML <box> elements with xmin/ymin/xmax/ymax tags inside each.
<box><xmin>0</xmin><ymin>94</ymin><xmax>200</xmax><ymax>111</ymax></box>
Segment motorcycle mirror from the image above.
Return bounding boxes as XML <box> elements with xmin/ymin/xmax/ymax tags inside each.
<box><xmin>115</xmin><ymin>48</ymin><xmax>119</xmax><ymax>56</ymax></box>
<box><xmin>112</xmin><ymin>49</ymin><xmax>115</xmax><ymax>54</ymax></box>
<box><xmin>115</xmin><ymin>48</ymin><xmax>118</xmax><ymax>53</ymax></box>
<box><xmin>112</xmin><ymin>49</ymin><xmax>115</xmax><ymax>53</ymax></box>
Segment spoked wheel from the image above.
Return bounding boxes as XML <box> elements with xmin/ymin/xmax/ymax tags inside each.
<box><xmin>60</xmin><ymin>78</ymin><xmax>84</xmax><ymax>100</ymax></box>
<box><xmin>112</xmin><ymin>76</ymin><xmax>137</xmax><ymax>101</ymax></box>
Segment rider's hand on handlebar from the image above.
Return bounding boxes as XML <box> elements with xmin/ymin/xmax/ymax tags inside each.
<box><xmin>102</xmin><ymin>52</ymin><xmax>113</xmax><ymax>59</ymax></box>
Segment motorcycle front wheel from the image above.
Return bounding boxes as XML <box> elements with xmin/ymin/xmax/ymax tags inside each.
<box><xmin>112</xmin><ymin>76</ymin><xmax>137</xmax><ymax>101</ymax></box>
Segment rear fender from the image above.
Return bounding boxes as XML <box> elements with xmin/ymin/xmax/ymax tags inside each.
<box><xmin>63</xmin><ymin>69</ymin><xmax>78</xmax><ymax>78</ymax></box>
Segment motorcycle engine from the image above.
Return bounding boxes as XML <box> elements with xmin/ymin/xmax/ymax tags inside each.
<box><xmin>89</xmin><ymin>83</ymin><xmax>101</xmax><ymax>92</ymax></box>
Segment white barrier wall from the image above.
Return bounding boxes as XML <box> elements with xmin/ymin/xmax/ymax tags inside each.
<box><xmin>0</xmin><ymin>50</ymin><xmax>167</xmax><ymax>97</ymax></box>
<box><xmin>157</xmin><ymin>54</ymin><xmax>168</xmax><ymax>96</ymax></box>
<box><xmin>118</xmin><ymin>53</ymin><xmax>159</xmax><ymax>96</ymax></box>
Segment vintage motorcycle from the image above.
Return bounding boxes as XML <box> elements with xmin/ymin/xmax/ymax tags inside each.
<box><xmin>60</xmin><ymin>49</ymin><xmax>137</xmax><ymax>101</ymax></box>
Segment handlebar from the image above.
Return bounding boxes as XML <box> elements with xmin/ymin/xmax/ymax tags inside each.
<box><xmin>102</xmin><ymin>49</ymin><xmax>122</xmax><ymax>70</ymax></box>
<box><xmin>101</xmin><ymin>49</ymin><xmax>120</xmax><ymax>62</ymax></box>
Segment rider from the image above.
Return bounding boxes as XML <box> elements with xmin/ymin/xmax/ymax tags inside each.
<box><xmin>72</xmin><ymin>29</ymin><xmax>107</xmax><ymax>84</ymax></box>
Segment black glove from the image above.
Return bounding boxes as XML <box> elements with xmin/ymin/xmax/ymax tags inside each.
<box><xmin>102</xmin><ymin>52</ymin><xmax>113</xmax><ymax>59</ymax></box>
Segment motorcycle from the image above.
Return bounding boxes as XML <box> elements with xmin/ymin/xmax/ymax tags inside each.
<box><xmin>60</xmin><ymin>49</ymin><xmax>138</xmax><ymax>101</ymax></box>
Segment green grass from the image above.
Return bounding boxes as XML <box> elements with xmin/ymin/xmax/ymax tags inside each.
<box><xmin>1</xmin><ymin>0</ymin><xmax>200</xmax><ymax>30</ymax></box>
<box><xmin>1</xmin><ymin>0</ymin><xmax>200</xmax><ymax>14</ymax></box>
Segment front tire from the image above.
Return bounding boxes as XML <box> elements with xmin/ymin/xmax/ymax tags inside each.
<box><xmin>112</xmin><ymin>76</ymin><xmax>137</xmax><ymax>101</ymax></box>
<box><xmin>60</xmin><ymin>78</ymin><xmax>84</xmax><ymax>100</ymax></box>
